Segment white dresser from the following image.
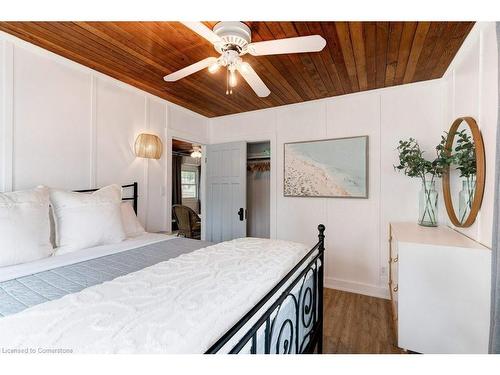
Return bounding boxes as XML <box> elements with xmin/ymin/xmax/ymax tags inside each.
<box><xmin>389</xmin><ymin>222</ymin><xmax>491</xmax><ymax>353</ymax></box>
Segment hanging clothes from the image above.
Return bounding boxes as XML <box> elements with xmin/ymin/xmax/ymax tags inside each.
<box><xmin>247</xmin><ymin>160</ymin><xmax>270</xmax><ymax>239</ymax></box>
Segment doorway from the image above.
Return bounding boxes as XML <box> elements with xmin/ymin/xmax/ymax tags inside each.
<box><xmin>204</xmin><ymin>140</ymin><xmax>272</xmax><ymax>242</ymax></box>
<box><xmin>171</xmin><ymin>138</ymin><xmax>202</xmax><ymax>239</ymax></box>
<box><xmin>247</xmin><ymin>142</ymin><xmax>271</xmax><ymax>239</ymax></box>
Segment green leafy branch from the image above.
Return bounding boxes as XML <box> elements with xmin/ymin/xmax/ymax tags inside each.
<box><xmin>453</xmin><ymin>129</ymin><xmax>476</xmax><ymax>178</ymax></box>
<box><xmin>394</xmin><ymin>136</ymin><xmax>452</xmax><ymax>181</ymax></box>
<box><xmin>394</xmin><ymin>135</ymin><xmax>454</xmax><ymax>226</ymax></box>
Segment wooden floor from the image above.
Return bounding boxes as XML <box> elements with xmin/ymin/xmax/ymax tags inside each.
<box><xmin>323</xmin><ymin>289</ymin><xmax>402</xmax><ymax>354</ymax></box>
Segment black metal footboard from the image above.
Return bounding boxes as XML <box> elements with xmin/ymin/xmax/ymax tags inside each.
<box><xmin>206</xmin><ymin>224</ymin><xmax>325</xmax><ymax>354</ymax></box>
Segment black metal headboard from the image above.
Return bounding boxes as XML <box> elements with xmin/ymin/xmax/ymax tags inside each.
<box><xmin>73</xmin><ymin>182</ymin><xmax>138</xmax><ymax>214</ymax></box>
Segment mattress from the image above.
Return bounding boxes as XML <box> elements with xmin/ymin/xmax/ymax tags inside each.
<box><xmin>0</xmin><ymin>236</ymin><xmax>317</xmax><ymax>353</ymax></box>
<box><xmin>0</xmin><ymin>236</ymin><xmax>212</xmax><ymax>317</ymax></box>
<box><xmin>0</xmin><ymin>233</ymin><xmax>175</xmax><ymax>282</ymax></box>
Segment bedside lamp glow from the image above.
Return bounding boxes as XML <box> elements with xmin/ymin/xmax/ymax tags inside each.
<box><xmin>134</xmin><ymin>133</ymin><xmax>163</xmax><ymax>159</ymax></box>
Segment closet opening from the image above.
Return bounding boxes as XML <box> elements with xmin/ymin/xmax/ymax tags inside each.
<box><xmin>247</xmin><ymin>141</ymin><xmax>271</xmax><ymax>239</ymax></box>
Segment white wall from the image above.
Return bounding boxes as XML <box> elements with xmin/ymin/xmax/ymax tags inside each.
<box><xmin>0</xmin><ymin>31</ymin><xmax>209</xmax><ymax>232</ymax></box>
<box><xmin>443</xmin><ymin>22</ymin><xmax>498</xmax><ymax>248</ymax></box>
<box><xmin>209</xmin><ymin>22</ymin><xmax>498</xmax><ymax>299</ymax></box>
<box><xmin>0</xmin><ymin>23</ymin><xmax>496</xmax><ymax>299</ymax></box>
<box><xmin>209</xmin><ymin>79</ymin><xmax>447</xmax><ymax>299</ymax></box>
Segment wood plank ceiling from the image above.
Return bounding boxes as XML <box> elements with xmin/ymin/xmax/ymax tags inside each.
<box><xmin>0</xmin><ymin>22</ymin><xmax>474</xmax><ymax>117</ymax></box>
<box><xmin>172</xmin><ymin>138</ymin><xmax>195</xmax><ymax>154</ymax></box>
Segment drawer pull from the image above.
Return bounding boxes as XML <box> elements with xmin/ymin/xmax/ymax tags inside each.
<box><xmin>393</xmin><ymin>256</ymin><xmax>398</xmax><ymax>263</ymax></box>
<box><xmin>393</xmin><ymin>285</ymin><xmax>398</xmax><ymax>292</ymax></box>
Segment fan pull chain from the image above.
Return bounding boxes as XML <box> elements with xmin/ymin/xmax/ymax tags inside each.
<box><xmin>225</xmin><ymin>68</ymin><xmax>232</xmax><ymax>95</ymax></box>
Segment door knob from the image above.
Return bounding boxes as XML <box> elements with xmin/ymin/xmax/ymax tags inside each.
<box><xmin>237</xmin><ymin>208</ymin><xmax>244</xmax><ymax>221</ymax></box>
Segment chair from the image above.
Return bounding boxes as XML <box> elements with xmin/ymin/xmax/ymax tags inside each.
<box><xmin>172</xmin><ymin>205</ymin><xmax>201</xmax><ymax>239</ymax></box>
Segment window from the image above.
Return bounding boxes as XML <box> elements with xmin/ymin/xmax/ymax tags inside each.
<box><xmin>181</xmin><ymin>170</ymin><xmax>198</xmax><ymax>199</ymax></box>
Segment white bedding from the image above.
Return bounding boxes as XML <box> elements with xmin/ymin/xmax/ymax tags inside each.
<box><xmin>0</xmin><ymin>237</ymin><xmax>309</xmax><ymax>353</ymax></box>
<box><xmin>0</xmin><ymin>233</ymin><xmax>174</xmax><ymax>282</ymax></box>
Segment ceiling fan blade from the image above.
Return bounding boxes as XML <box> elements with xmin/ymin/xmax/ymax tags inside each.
<box><xmin>247</xmin><ymin>35</ymin><xmax>326</xmax><ymax>56</ymax></box>
<box><xmin>237</xmin><ymin>62</ymin><xmax>271</xmax><ymax>97</ymax></box>
<box><xmin>181</xmin><ymin>22</ymin><xmax>222</xmax><ymax>45</ymax></box>
<box><xmin>164</xmin><ymin>57</ymin><xmax>217</xmax><ymax>82</ymax></box>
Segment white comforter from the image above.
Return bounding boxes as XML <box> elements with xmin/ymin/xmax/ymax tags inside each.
<box><xmin>0</xmin><ymin>237</ymin><xmax>309</xmax><ymax>353</ymax></box>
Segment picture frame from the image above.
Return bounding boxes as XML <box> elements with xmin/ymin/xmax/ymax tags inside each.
<box><xmin>283</xmin><ymin>135</ymin><xmax>369</xmax><ymax>198</ymax></box>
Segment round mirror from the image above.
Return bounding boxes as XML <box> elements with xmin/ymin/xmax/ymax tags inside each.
<box><xmin>443</xmin><ymin>117</ymin><xmax>485</xmax><ymax>227</ymax></box>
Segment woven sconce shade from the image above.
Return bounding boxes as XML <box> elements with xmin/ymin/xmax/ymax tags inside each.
<box><xmin>134</xmin><ymin>133</ymin><xmax>163</xmax><ymax>159</ymax></box>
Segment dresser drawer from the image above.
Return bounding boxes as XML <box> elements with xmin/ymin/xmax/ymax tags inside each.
<box><xmin>388</xmin><ymin>226</ymin><xmax>399</xmax><ymax>344</ymax></box>
<box><xmin>389</xmin><ymin>231</ymin><xmax>398</xmax><ymax>259</ymax></box>
<box><xmin>388</xmin><ymin>231</ymin><xmax>399</xmax><ymax>284</ymax></box>
<box><xmin>389</xmin><ymin>222</ymin><xmax>490</xmax><ymax>353</ymax></box>
<box><xmin>389</xmin><ymin>280</ymin><xmax>398</xmax><ymax>314</ymax></box>
<box><xmin>389</xmin><ymin>252</ymin><xmax>399</xmax><ymax>285</ymax></box>
<box><xmin>389</xmin><ymin>279</ymin><xmax>399</xmax><ymax>343</ymax></box>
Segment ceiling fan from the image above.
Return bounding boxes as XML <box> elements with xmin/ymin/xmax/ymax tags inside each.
<box><xmin>163</xmin><ymin>22</ymin><xmax>327</xmax><ymax>97</ymax></box>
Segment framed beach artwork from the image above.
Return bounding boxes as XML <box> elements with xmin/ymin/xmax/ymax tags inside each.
<box><xmin>284</xmin><ymin>136</ymin><xmax>369</xmax><ymax>198</ymax></box>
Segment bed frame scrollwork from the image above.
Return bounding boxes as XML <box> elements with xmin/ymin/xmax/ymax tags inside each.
<box><xmin>206</xmin><ymin>224</ymin><xmax>325</xmax><ymax>354</ymax></box>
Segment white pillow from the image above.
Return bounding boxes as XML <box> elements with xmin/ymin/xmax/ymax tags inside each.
<box><xmin>0</xmin><ymin>186</ymin><xmax>53</xmax><ymax>267</ymax></box>
<box><xmin>121</xmin><ymin>202</ymin><xmax>145</xmax><ymax>238</ymax></box>
<box><xmin>50</xmin><ymin>184</ymin><xmax>126</xmax><ymax>254</ymax></box>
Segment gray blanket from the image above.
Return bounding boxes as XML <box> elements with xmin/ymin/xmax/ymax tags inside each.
<box><xmin>0</xmin><ymin>238</ymin><xmax>212</xmax><ymax>317</ymax></box>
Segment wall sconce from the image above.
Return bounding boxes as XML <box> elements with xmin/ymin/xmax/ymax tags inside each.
<box><xmin>134</xmin><ymin>133</ymin><xmax>163</xmax><ymax>159</ymax></box>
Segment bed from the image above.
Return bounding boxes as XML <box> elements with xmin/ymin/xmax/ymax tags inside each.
<box><xmin>0</xmin><ymin>183</ymin><xmax>325</xmax><ymax>354</ymax></box>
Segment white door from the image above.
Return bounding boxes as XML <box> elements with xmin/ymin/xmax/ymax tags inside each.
<box><xmin>206</xmin><ymin>141</ymin><xmax>247</xmax><ymax>242</ymax></box>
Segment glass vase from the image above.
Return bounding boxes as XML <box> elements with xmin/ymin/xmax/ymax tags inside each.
<box><xmin>458</xmin><ymin>177</ymin><xmax>475</xmax><ymax>224</ymax></box>
<box><xmin>418</xmin><ymin>179</ymin><xmax>438</xmax><ymax>227</ymax></box>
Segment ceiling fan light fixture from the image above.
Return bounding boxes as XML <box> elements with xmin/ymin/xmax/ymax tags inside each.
<box><xmin>165</xmin><ymin>22</ymin><xmax>327</xmax><ymax>98</ymax></box>
<box><xmin>208</xmin><ymin>61</ymin><xmax>220</xmax><ymax>73</ymax></box>
<box><xmin>229</xmin><ymin>69</ymin><xmax>237</xmax><ymax>87</ymax></box>
<box><xmin>190</xmin><ymin>145</ymin><xmax>202</xmax><ymax>159</ymax></box>
<box><xmin>239</xmin><ymin>63</ymin><xmax>249</xmax><ymax>73</ymax></box>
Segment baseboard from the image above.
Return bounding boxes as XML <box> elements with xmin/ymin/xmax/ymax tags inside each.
<box><xmin>324</xmin><ymin>277</ymin><xmax>390</xmax><ymax>300</ymax></box>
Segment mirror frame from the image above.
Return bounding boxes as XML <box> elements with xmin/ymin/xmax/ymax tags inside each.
<box><xmin>443</xmin><ymin>117</ymin><xmax>485</xmax><ymax>228</ymax></box>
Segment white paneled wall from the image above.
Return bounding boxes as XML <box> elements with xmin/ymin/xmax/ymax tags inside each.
<box><xmin>0</xmin><ymin>32</ymin><xmax>209</xmax><ymax>231</ymax></box>
<box><xmin>444</xmin><ymin>22</ymin><xmax>498</xmax><ymax>247</ymax></box>
<box><xmin>95</xmin><ymin>78</ymin><xmax>150</xmax><ymax>223</ymax></box>
<box><xmin>276</xmin><ymin>101</ymin><xmax>328</xmax><ymax>246</ymax></box>
<box><xmin>209</xmin><ymin>22</ymin><xmax>498</xmax><ymax>298</ymax></box>
<box><xmin>1</xmin><ymin>40</ymin><xmax>13</xmax><ymax>193</ymax></box>
<box><xmin>210</xmin><ymin>80</ymin><xmax>448</xmax><ymax>299</ymax></box>
<box><xmin>146</xmin><ymin>98</ymin><xmax>169</xmax><ymax>232</ymax></box>
<box><xmin>0</xmin><ymin>22</ymin><xmax>496</xmax><ymax>299</ymax></box>
<box><xmin>325</xmin><ymin>93</ymin><xmax>381</xmax><ymax>295</ymax></box>
<box><xmin>0</xmin><ymin>41</ymin><xmax>6</xmax><ymax>191</ymax></box>
<box><xmin>13</xmin><ymin>46</ymin><xmax>93</xmax><ymax>191</ymax></box>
